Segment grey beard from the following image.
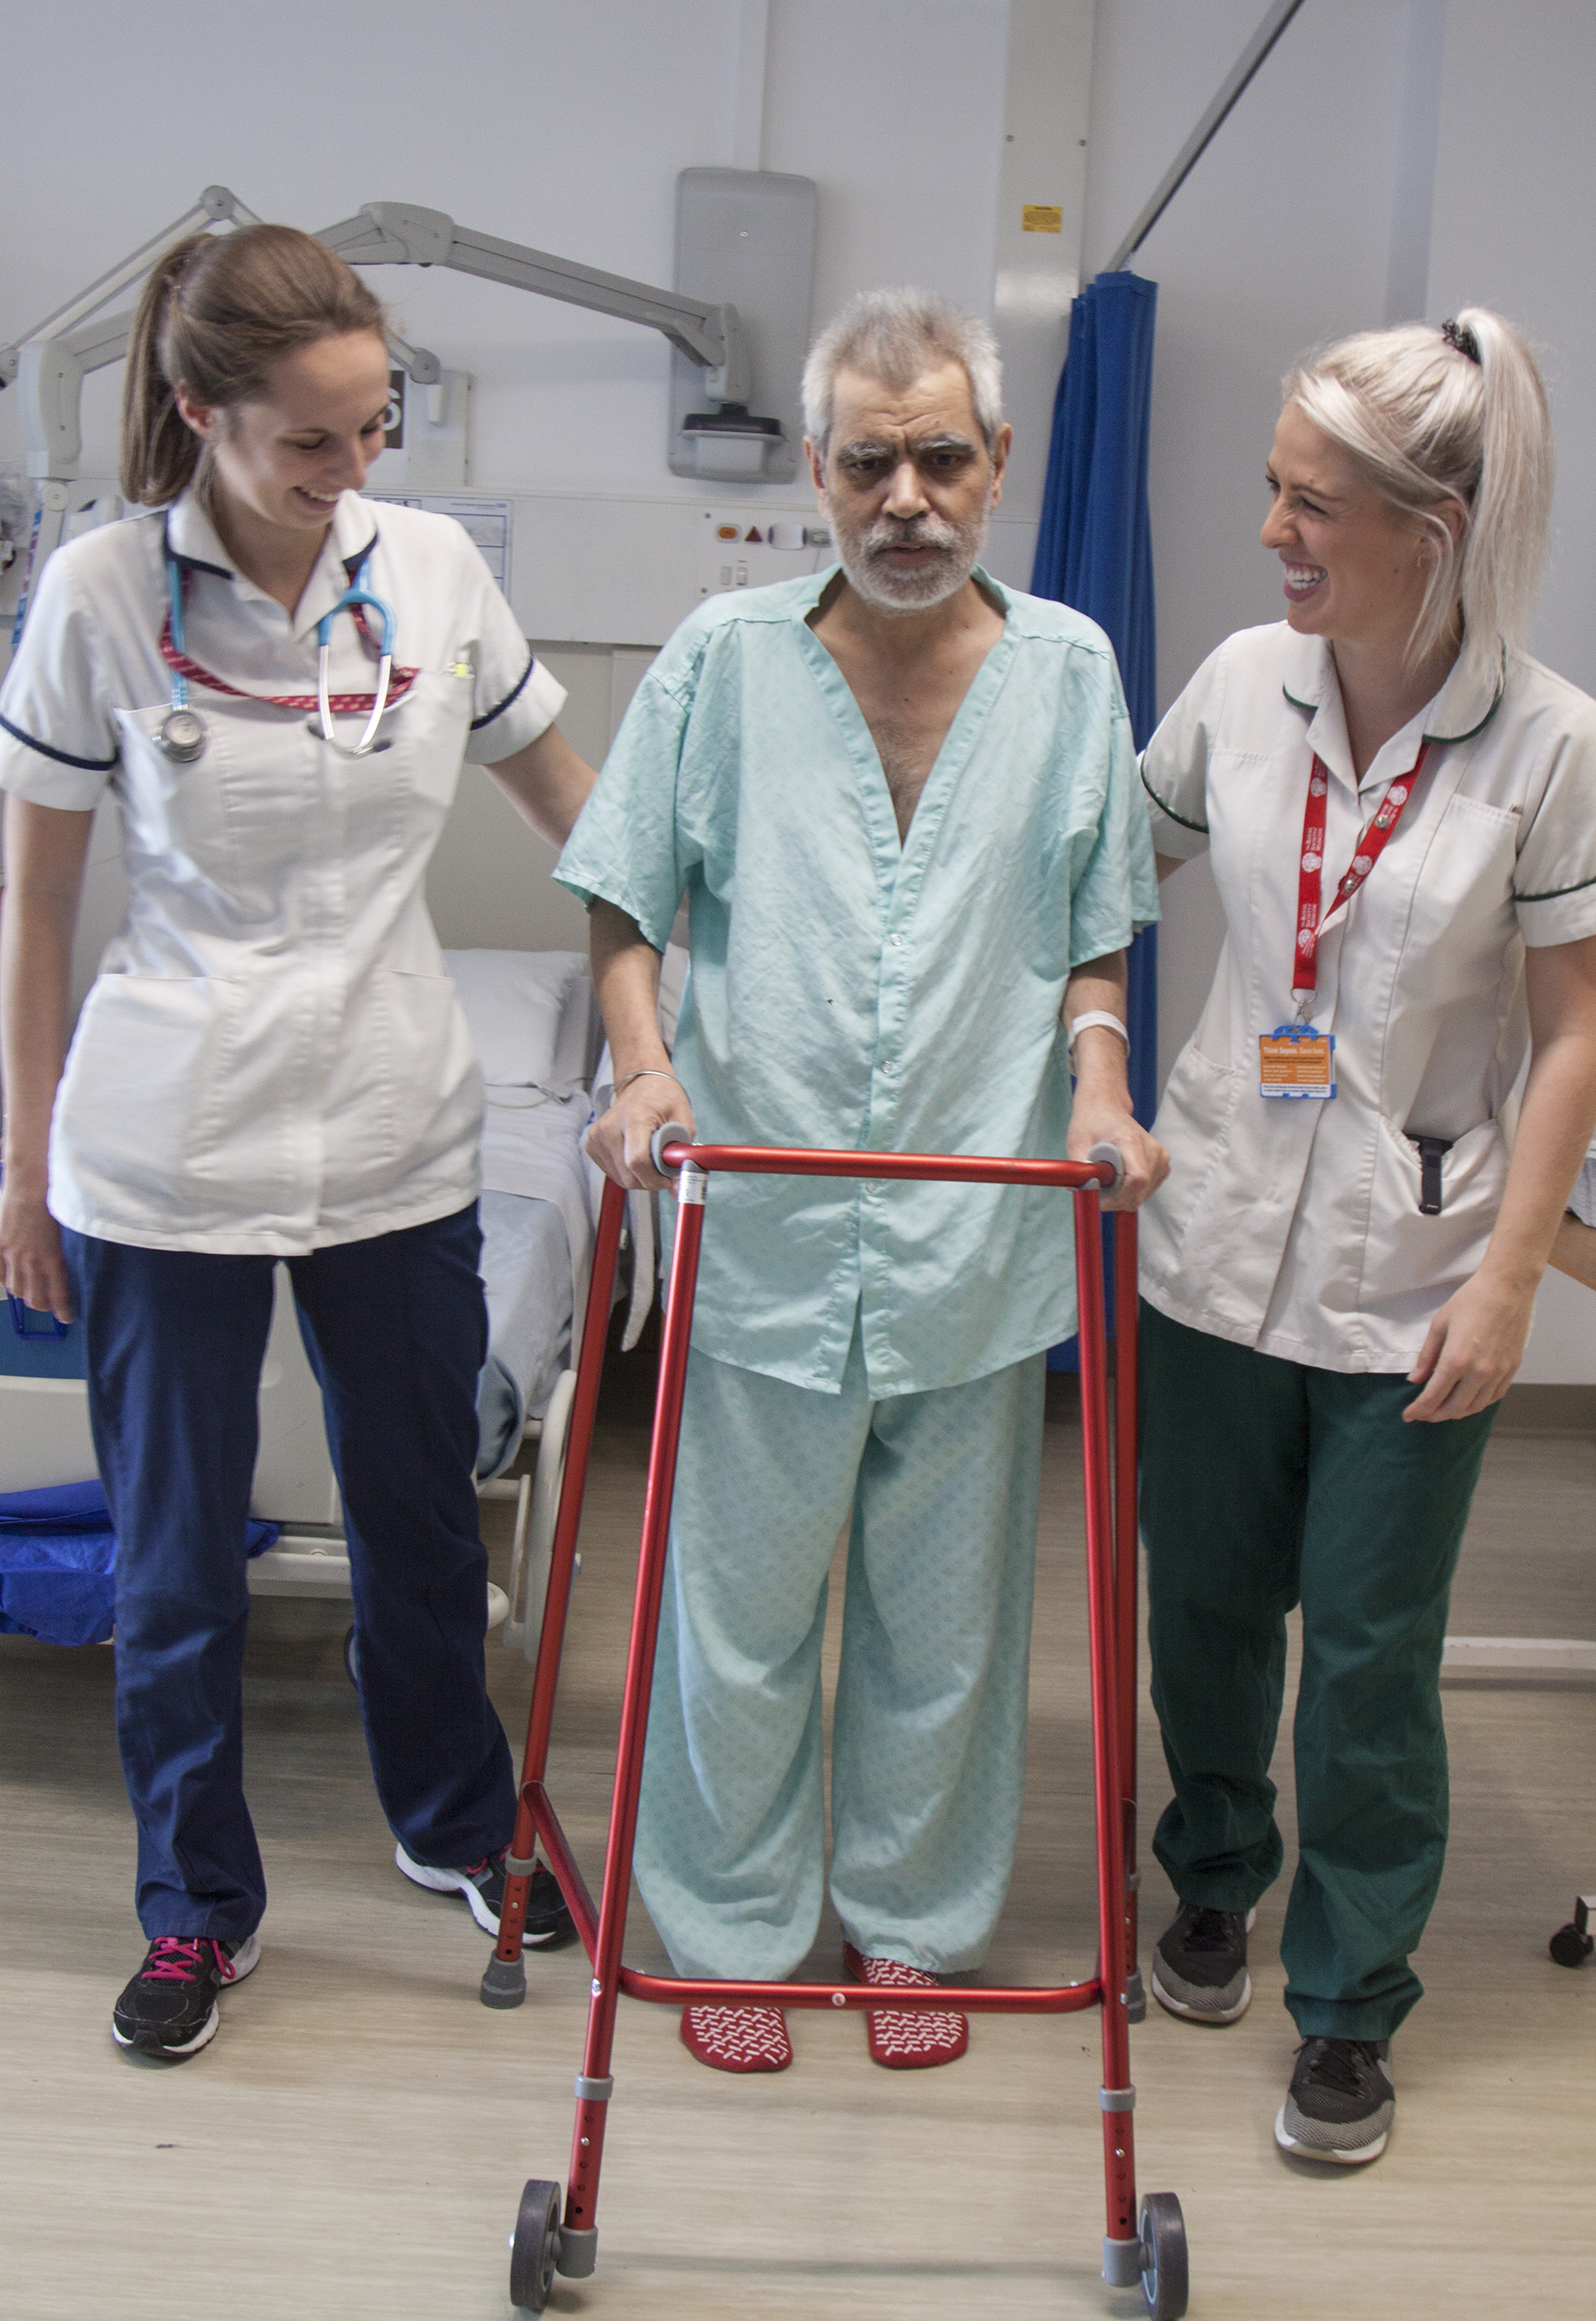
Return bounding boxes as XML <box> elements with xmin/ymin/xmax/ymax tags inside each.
<box><xmin>832</xmin><ymin>507</ymin><xmax>990</xmax><ymax>614</ymax></box>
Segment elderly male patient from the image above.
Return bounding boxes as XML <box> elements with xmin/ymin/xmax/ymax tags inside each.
<box><xmin>557</xmin><ymin>288</ymin><xmax>1166</xmax><ymax>2075</ymax></box>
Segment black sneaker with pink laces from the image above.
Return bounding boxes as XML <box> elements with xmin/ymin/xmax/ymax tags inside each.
<box><xmin>112</xmin><ymin>1933</ymin><xmax>261</xmax><ymax>2058</ymax></box>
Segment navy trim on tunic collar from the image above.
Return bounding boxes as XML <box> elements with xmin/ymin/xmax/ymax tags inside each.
<box><xmin>161</xmin><ymin>510</ymin><xmax>231</xmax><ymax>582</ymax></box>
<box><xmin>162</xmin><ymin>502</ymin><xmax>379</xmax><ymax>586</ymax></box>
<box><xmin>341</xmin><ymin>524</ymin><xmax>379</xmax><ymax>579</ymax></box>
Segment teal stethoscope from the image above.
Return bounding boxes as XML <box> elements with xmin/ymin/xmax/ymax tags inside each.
<box><xmin>157</xmin><ymin>541</ymin><xmax>411</xmax><ymax>763</ymax></box>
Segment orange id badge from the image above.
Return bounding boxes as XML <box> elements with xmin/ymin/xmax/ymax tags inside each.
<box><xmin>1259</xmin><ymin>1024</ymin><xmax>1336</xmax><ymax>1101</ymax></box>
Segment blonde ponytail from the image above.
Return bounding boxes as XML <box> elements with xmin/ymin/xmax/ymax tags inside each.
<box><xmin>1283</xmin><ymin>308</ymin><xmax>1553</xmax><ymax>688</ymax></box>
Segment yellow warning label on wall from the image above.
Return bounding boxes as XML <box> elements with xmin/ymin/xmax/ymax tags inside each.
<box><xmin>1022</xmin><ymin>204</ymin><xmax>1063</xmax><ymax>233</ymax></box>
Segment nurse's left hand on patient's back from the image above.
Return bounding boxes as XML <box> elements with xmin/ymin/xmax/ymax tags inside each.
<box><xmin>586</xmin><ymin>1079</ymin><xmax>697</xmax><ymax>1196</ymax></box>
<box><xmin>0</xmin><ymin>1186</ymin><xmax>74</xmax><ymax>1324</ymax></box>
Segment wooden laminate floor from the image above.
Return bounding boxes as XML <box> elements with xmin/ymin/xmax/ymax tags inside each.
<box><xmin>1</xmin><ymin>1372</ymin><xmax>1591</xmax><ymax>2320</ymax></box>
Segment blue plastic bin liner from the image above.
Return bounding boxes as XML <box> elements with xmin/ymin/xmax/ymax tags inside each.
<box><xmin>0</xmin><ymin>1480</ymin><xmax>279</xmax><ymax>1646</ymax></box>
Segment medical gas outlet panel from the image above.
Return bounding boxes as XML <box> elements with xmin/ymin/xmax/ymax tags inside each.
<box><xmin>702</xmin><ymin>508</ymin><xmax>831</xmax><ymax>599</ymax></box>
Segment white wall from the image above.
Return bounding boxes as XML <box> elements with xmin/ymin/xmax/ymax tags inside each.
<box><xmin>0</xmin><ymin>0</ymin><xmax>1013</xmax><ymax>506</ymax></box>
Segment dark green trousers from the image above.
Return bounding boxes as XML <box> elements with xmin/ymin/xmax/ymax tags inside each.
<box><xmin>1138</xmin><ymin>1302</ymin><xmax>1498</xmax><ymax>2040</ymax></box>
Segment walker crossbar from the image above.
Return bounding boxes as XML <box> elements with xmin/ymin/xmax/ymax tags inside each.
<box><xmin>489</xmin><ymin>1141</ymin><xmax>1184</xmax><ymax>2319</ymax></box>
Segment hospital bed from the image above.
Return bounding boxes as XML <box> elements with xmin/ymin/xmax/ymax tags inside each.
<box><xmin>0</xmin><ymin>945</ymin><xmax>687</xmax><ymax>1661</ymax></box>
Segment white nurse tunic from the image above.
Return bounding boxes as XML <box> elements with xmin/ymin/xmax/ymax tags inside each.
<box><xmin>1139</xmin><ymin>623</ymin><xmax>1596</xmax><ymax>1373</ymax></box>
<box><xmin>0</xmin><ymin>489</ymin><xmax>566</xmax><ymax>1255</ymax></box>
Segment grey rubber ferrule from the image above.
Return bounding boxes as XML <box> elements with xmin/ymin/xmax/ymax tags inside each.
<box><xmin>1099</xmin><ymin>2086</ymin><xmax>1137</xmax><ymax>2112</ymax></box>
<box><xmin>478</xmin><ymin>1956</ymin><xmax>527</xmax><ymax>2009</ymax></box>
<box><xmin>575</xmin><ymin>2074</ymin><xmax>614</xmax><ymax>2102</ymax></box>
<box><xmin>503</xmin><ymin>1852</ymin><xmax>537</xmax><ymax>1877</ymax></box>
<box><xmin>1102</xmin><ymin>2235</ymin><xmax>1144</xmax><ymax>2287</ymax></box>
<box><xmin>555</xmin><ymin>2224</ymin><xmax>598</xmax><ymax>2279</ymax></box>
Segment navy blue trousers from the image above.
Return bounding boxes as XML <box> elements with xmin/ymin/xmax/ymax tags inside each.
<box><xmin>64</xmin><ymin>1204</ymin><xmax>517</xmax><ymax>1942</ymax></box>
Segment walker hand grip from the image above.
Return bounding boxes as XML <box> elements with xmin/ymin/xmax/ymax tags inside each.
<box><xmin>650</xmin><ymin>1121</ymin><xmax>695</xmax><ymax>1176</ymax></box>
<box><xmin>1086</xmin><ymin>1141</ymin><xmax>1125</xmax><ymax>1193</ymax></box>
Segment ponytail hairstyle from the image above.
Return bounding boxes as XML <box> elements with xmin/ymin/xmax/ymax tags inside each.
<box><xmin>121</xmin><ymin>223</ymin><xmax>387</xmax><ymax>507</ymax></box>
<box><xmin>1283</xmin><ymin>307</ymin><xmax>1553</xmax><ymax>689</ymax></box>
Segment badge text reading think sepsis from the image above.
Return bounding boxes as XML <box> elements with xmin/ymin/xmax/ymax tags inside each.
<box><xmin>1259</xmin><ymin>1024</ymin><xmax>1336</xmax><ymax>1101</ymax></box>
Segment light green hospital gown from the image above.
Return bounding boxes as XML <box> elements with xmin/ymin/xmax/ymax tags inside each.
<box><xmin>555</xmin><ymin>567</ymin><xmax>1158</xmax><ymax>1397</ymax></box>
<box><xmin>555</xmin><ymin>568</ymin><xmax>1157</xmax><ymax>1980</ymax></box>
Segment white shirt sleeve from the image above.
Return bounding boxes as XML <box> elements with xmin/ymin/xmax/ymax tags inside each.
<box><xmin>1138</xmin><ymin>637</ymin><xmax>1227</xmax><ymax>861</ymax></box>
<box><xmin>0</xmin><ymin>548</ymin><xmax>122</xmax><ymax>810</ymax></box>
<box><xmin>456</xmin><ymin>534</ymin><xmax>567</xmax><ymax>766</ymax></box>
<box><xmin>1512</xmin><ymin>712</ymin><xmax>1596</xmax><ymax>947</ymax></box>
<box><xmin>1569</xmin><ymin>1140</ymin><xmax>1596</xmax><ymax>1230</ymax></box>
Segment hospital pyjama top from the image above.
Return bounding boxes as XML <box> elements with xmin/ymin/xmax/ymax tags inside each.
<box><xmin>1138</xmin><ymin>622</ymin><xmax>1596</xmax><ymax>1373</ymax></box>
<box><xmin>0</xmin><ymin>490</ymin><xmax>566</xmax><ymax>1254</ymax></box>
<box><xmin>555</xmin><ymin>566</ymin><xmax>1158</xmax><ymax>1398</ymax></box>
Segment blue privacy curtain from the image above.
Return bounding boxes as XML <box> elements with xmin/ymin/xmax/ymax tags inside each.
<box><xmin>1029</xmin><ymin>271</ymin><xmax>1160</xmax><ymax>1368</ymax></box>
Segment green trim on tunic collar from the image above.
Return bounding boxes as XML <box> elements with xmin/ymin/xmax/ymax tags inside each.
<box><xmin>1279</xmin><ymin>640</ymin><xmax>1506</xmax><ymax>745</ymax></box>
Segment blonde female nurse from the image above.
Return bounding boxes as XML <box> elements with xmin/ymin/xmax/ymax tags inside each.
<box><xmin>1137</xmin><ymin>311</ymin><xmax>1596</xmax><ymax>2162</ymax></box>
<box><xmin>0</xmin><ymin>224</ymin><xmax>595</xmax><ymax>2058</ymax></box>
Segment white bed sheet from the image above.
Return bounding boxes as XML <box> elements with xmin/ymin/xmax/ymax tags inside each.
<box><xmin>475</xmin><ymin>1190</ymin><xmax>572</xmax><ymax>1478</ymax></box>
<box><xmin>473</xmin><ymin>1086</ymin><xmax>598</xmax><ymax>1480</ymax></box>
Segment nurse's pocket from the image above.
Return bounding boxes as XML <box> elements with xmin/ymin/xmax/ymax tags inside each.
<box><xmin>55</xmin><ymin>974</ymin><xmax>245</xmax><ymax>1204</ymax></box>
<box><xmin>1367</xmin><ymin>1114</ymin><xmax>1506</xmax><ymax>1298</ymax></box>
<box><xmin>1146</xmin><ymin>1044</ymin><xmax>1244</xmax><ymax>1254</ymax></box>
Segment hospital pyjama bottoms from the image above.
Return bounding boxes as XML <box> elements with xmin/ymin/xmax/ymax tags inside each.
<box><xmin>632</xmin><ymin>1327</ymin><xmax>1047</xmax><ymax>1982</ymax></box>
<box><xmin>64</xmin><ymin>1206</ymin><xmax>517</xmax><ymax>1944</ymax></box>
<box><xmin>1138</xmin><ymin>1300</ymin><xmax>1498</xmax><ymax>2041</ymax></box>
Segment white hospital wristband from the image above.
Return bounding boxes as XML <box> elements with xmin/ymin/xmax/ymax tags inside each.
<box><xmin>1066</xmin><ymin>1011</ymin><xmax>1130</xmax><ymax>1057</ymax></box>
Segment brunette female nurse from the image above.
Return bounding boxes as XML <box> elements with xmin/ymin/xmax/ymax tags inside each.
<box><xmin>0</xmin><ymin>224</ymin><xmax>594</xmax><ymax>2058</ymax></box>
<box><xmin>1136</xmin><ymin>310</ymin><xmax>1596</xmax><ymax>2161</ymax></box>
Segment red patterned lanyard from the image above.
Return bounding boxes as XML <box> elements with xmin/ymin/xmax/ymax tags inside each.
<box><xmin>159</xmin><ymin>573</ymin><xmax>419</xmax><ymax>716</ymax></box>
<box><xmin>1292</xmin><ymin>743</ymin><xmax>1430</xmax><ymax>998</ymax></box>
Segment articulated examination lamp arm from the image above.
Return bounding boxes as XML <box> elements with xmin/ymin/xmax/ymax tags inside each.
<box><xmin>318</xmin><ymin>202</ymin><xmax>750</xmax><ymax>406</ymax></box>
<box><xmin>1</xmin><ymin>185</ymin><xmax>748</xmax><ymax>496</ymax></box>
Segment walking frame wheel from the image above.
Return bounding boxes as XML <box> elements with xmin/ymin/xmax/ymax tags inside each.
<box><xmin>509</xmin><ymin>2178</ymin><xmax>562</xmax><ymax>2311</ymax></box>
<box><xmin>1139</xmin><ymin>2192</ymin><xmax>1189</xmax><ymax>2320</ymax></box>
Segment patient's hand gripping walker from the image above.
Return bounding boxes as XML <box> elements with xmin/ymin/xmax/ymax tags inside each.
<box><xmin>484</xmin><ymin>1133</ymin><xmax>1188</xmax><ymax>2320</ymax></box>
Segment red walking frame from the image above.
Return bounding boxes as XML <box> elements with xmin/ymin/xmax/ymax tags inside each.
<box><xmin>484</xmin><ymin>1139</ymin><xmax>1187</xmax><ymax>2319</ymax></box>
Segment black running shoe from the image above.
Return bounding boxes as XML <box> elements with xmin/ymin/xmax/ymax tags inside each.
<box><xmin>1151</xmin><ymin>1901</ymin><xmax>1255</xmax><ymax>2023</ymax></box>
<box><xmin>112</xmin><ymin>1933</ymin><xmax>261</xmax><ymax>2058</ymax></box>
<box><xmin>395</xmin><ymin>1843</ymin><xmax>575</xmax><ymax>1945</ymax></box>
<box><xmin>1275</xmin><ymin>2036</ymin><xmax>1394</xmax><ymax>2164</ymax></box>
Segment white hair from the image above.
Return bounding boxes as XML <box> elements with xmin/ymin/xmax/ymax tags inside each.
<box><xmin>1285</xmin><ymin>308</ymin><xmax>1553</xmax><ymax>686</ymax></box>
<box><xmin>802</xmin><ymin>286</ymin><xmax>1004</xmax><ymax>453</ymax></box>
